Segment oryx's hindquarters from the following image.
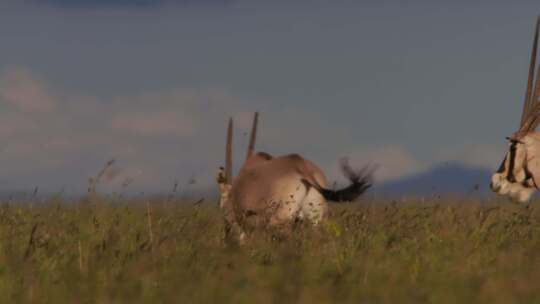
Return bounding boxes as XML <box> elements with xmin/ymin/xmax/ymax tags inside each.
<box><xmin>217</xmin><ymin>112</ymin><xmax>374</xmax><ymax>243</ymax></box>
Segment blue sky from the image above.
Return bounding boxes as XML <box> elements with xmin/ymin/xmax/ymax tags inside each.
<box><xmin>0</xmin><ymin>1</ymin><xmax>539</xmax><ymax>194</ymax></box>
<box><xmin>28</xmin><ymin>0</ymin><xmax>230</xmax><ymax>9</ymax></box>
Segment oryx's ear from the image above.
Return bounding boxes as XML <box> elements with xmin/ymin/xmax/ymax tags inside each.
<box><xmin>225</xmin><ymin>118</ymin><xmax>233</xmax><ymax>184</ymax></box>
<box><xmin>246</xmin><ymin>112</ymin><xmax>259</xmax><ymax>160</ymax></box>
<box><xmin>506</xmin><ymin>136</ymin><xmax>525</xmax><ymax>144</ymax></box>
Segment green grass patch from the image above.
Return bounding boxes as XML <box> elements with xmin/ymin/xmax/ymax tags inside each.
<box><xmin>1</xmin><ymin>198</ymin><xmax>540</xmax><ymax>303</ymax></box>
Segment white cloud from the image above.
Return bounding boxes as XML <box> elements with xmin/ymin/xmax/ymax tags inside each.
<box><xmin>0</xmin><ymin>67</ymin><xmax>257</xmax><ymax>193</ymax></box>
<box><xmin>0</xmin><ymin>67</ymin><xmax>56</xmax><ymax>113</ymax></box>
<box><xmin>338</xmin><ymin>143</ymin><xmax>505</xmax><ymax>184</ymax></box>
<box><xmin>348</xmin><ymin>145</ymin><xmax>425</xmax><ymax>182</ymax></box>
<box><xmin>0</xmin><ymin>114</ymin><xmax>38</xmax><ymax>138</ymax></box>
<box><xmin>320</xmin><ymin>145</ymin><xmax>425</xmax><ymax>184</ymax></box>
<box><xmin>0</xmin><ymin>67</ymin><xmax>506</xmax><ymax>194</ymax></box>
<box><xmin>435</xmin><ymin>143</ymin><xmax>505</xmax><ymax>171</ymax></box>
<box><xmin>334</xmin><ymin>143</ymin><xmax>506</xmax><ymax>185</ymax></box>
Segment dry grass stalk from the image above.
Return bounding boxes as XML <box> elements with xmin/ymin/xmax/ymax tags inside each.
<box><xmin>24</xmin><ymin>223</ymin><xmax>38</xmax><ymax>260</ymax></box>
<box><xmin>121</xmin><ymin>177</ymin><xmax>133</xmax><ymax>189</ymax></box>
<box><xmin>167</xmin><ymin>179</ymin><xmax>179</xmax><ymax>202</ymax></box>
<box><xmin>78</xmin><ymin>239</ymin><xmax>83</xmax><ymax>273</ymax></box>
<box><xmin>88</xmin><ymin>159</ymin><xmax>116</xmax><ymax>196</ymax></box>
<box><xmin>146</xmin><ymin>201</ymin><xmax>154</xmax><ymax>248</ymax></box>
<box><xmin>32</xmin><ymin>186</ymin><xmax>39</xmax><ymax>199</ymax></box>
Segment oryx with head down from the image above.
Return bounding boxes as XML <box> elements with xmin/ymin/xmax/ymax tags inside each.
<box><xmin>217</xmin><ymin>113</ymin><xmax>373</xmax><ymax>242</ymax></box>
<box><xmin>491</xmin><ymin>17</ymin><xmax>540</xmax><ymax>203</ymax></box>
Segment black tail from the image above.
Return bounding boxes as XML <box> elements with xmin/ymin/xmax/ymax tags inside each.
<box><xmin>306</xmin><ymin>158</ymin><xmax>375</xmax><ymax>202</ymax></box>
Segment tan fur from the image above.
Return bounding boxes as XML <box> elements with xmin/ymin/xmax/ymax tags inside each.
<box><xmin>522</xmin><ymin>132</ymin><xmax>540</xmax><ymax>188</ymax></box>
<box><xmin>492</xmin><ymin>132</ymin><xmax>540</xmax><ymax>202</ymax></box>
<box><xmin>227</xmin><ymin>153</ymin><xmax>328</xmax><ymax>229</ymax></box>
<box><xmin>218</xmin><ymin>113</ymin><xmax>371</xmax><ymax>242</ymax></box>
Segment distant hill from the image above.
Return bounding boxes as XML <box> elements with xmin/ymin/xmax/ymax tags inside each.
<box><xmin>373</xmin><ymin>162</ymin><xmax>492</xmax><ymax>197</ymax></box>
<box><xmin>0</xmin><ymin>162</ymin><xmax>498</xmax><ymax>201</ymax></box>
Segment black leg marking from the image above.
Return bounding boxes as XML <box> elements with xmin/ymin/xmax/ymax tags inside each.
<box><xmin>507</xmin><ymin>142</ymin><xmax>517</xmax><ymax>183</ymax></box>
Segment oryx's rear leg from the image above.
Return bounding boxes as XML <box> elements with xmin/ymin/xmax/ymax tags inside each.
<box><xmin>267</xmin><ymin>180</ymin><xmax>307</xmax><ymax>226</ymax></box>
<box><xmin>298</xmin><ymin>188</ymin><xmax>328</xmax><ymax>225</ymax></box>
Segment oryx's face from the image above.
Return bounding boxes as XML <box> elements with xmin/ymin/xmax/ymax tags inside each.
<box><xmin>490</xmin><ymin>137</ymin><xmax>535</xmax><ymax>202</ymax></box>
<box><xmin>216</xmin><ymin>167</ymin><xmax>232</xmax><ymax>209</ymax></box>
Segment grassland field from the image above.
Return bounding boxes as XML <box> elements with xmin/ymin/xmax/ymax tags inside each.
<box><xmin>1</xmin><ymin>197</ymin><xmax>540</xmax><ymax>303</ymax></box>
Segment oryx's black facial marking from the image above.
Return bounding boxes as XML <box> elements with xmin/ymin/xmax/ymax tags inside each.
<box><xmin>507</xmin><ymin>141</ymin><xmax>518</xmax><ymax>183</ymax></box>
<box><xmin>523</xmin><ymin>164</ymin><xmax>534</xmax><ymax>187</ymax></box>
<box><xmin>497</xmin><ymin>155</ymin><xmax>507</xmax><ymax>173</ymax></box>
<box><xmin>244</xmin><ymin>210</ymin><xmax>257</xmax><ymax>217</ymax></box>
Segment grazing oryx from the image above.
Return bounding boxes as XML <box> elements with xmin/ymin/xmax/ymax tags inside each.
<box><xmin>217</xmin><ymin>112</ymin><xmax>373</xmax><ymax>241</ymax></box>
<box><xmin>491</xmin><ymin>17</ymin><xmax>540</xmax><ymax>203</ymax></box>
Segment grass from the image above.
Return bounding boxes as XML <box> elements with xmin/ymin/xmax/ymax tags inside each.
<box><xmin>2</xmin><ymin>197</ymin><xmax>540</xmax><ymax>303</ymax></box>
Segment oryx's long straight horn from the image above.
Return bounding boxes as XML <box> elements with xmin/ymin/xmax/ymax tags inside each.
<box><xmin>532</xmin><ymin>17</ymin><xmax>540</xmax><ymax>109</ymax></box>
<box><xmin>521</xmin><ymin>17</ymin><xmax>540</xmax><ymax>127</ymax></box>
<box><xmin>226</xmin><ymin>118</ymin><xmax>233</xmax><ymax>183</ymax></box>
<box><xmin>519</xmin><ymin>17</ymin><xmax>540</xmax><ymax>133</ymax></box>
<box><xmin>529</xmin><ymin>17</ymin><xmax>540</xmax><ymax>131</ymax></box>
<box><xmin>246</xmin><ymin>112</ymin><xmax>259</xmax><ymax>160</ymax></box>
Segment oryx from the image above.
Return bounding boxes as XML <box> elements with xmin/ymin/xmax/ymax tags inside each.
<box><xmin>491</xmin><ymin>17</ymin><xmax>540</xmax><ymax>202</ymax></box>
<box><xmin>217</xmin><ymin>112</ymin><xmax>373</xmax><ymax>241</ymax></box>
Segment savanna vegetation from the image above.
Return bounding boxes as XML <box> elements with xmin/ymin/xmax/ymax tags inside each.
<box><xmin>1</xmin><ymin>197</ymin><xmax>540</xmax><ymax>303</ymax></box>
